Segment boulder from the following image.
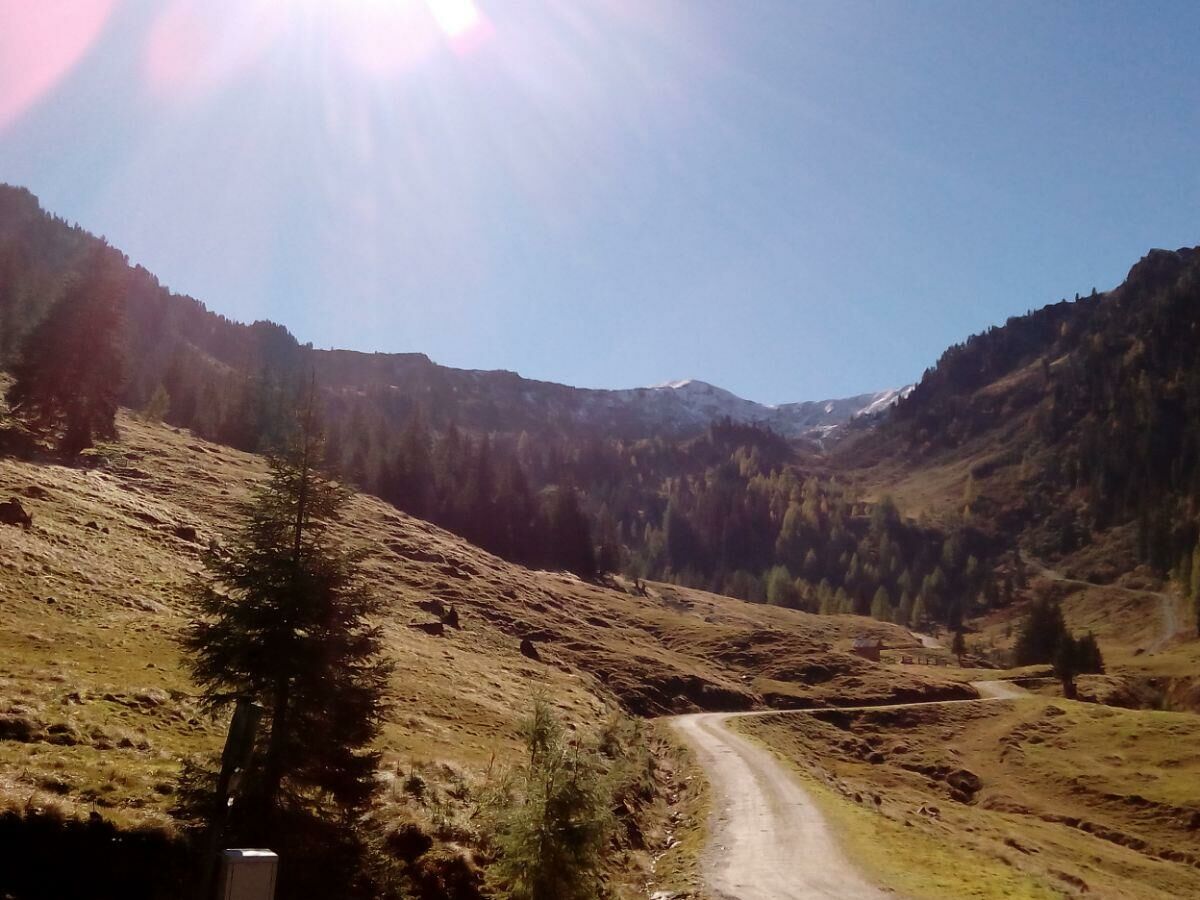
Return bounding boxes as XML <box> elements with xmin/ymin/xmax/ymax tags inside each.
<box><xmin>410</xmin><ymin>620</ymin><xmax>445</xmax><ymax>637</ymax></box>
<box><xmin>520</xmin><ymin>638</ymin><xmax>540</xmax><ymax>661</ymax></box>
<box><xmin>0</xmin><ymin>498</ymin><xmax>32</xmax><ymax>528</ymax></box>
<box><xmin>416</xmin><ymin>598</ymin><xmax>446</xmax><ymax>618</ymax></box>
<box><xmin>947</xmin><ymin>768</ymin><xmax>983</xmax><ymax>797</ymax></box>
<box><xmin>172</xmin><ymin>524</ymin><xmax>199</xmax><ymax>543</ymax></box>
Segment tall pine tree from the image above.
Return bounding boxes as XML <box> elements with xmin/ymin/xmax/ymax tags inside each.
<box><xmin>182</xmin><ymin>392</ymin><xmax>390</xmax><ymax>839</ymax></box>
<box><xmin>5</xmin><ymin>248</ymin><xmax>126</xmax><ymax>456</ymax></box>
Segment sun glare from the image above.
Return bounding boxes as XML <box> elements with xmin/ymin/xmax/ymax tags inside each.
<box><xmin>425</xmin><ymin>0</ymin><xmax>483</xmax><ymax>39</ymax></box>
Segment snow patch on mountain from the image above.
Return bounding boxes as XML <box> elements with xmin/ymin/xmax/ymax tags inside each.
<box><xmin>589</xmin><ymin>379</ymin><xmax>913</xmax><ymax>438</ymax></box>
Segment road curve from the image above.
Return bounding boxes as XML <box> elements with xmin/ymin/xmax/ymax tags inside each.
<box><xmin>670</xmin><ymin>712</ymin><xmax>886</xmax><ymax>900</ymax></box>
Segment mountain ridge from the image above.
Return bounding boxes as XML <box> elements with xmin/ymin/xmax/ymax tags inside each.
<box><xmin>0</xmin><ymin>182</ymin><xmax>905</xmax><ymax>442</ymax></box>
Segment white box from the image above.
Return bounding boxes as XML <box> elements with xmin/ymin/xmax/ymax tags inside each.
<box><xmin>219</xmin><ymin>849</ymin><xmax>278</xmax><ymax>900</ymax></box>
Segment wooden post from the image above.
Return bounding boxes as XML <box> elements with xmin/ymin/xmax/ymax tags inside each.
<box><xmin>200</xmin><ymin>699</ymin><xmax>264</xmax><ymax>900</ymax></box>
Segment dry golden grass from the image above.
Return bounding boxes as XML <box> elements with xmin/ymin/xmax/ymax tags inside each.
<box><xmin>737</xmin><ymin>699</ymin><xmax>1200</xmax><ymax>899</ymax></box>
<box><xmin>0</xmin><ymin>412</ymin><xmax>962</xmax><ymax>835</ymax></box>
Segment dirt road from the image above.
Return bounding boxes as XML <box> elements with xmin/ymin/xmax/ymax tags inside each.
<box><xmin>671</xmin><ymin>712</ymin><xmax>886</xmax><ymax>899</ymax></box>
<box><xmin>971</xmin><ymin>679</ymin><xmax>1028</xmax><ymax>700</ymax></box>
<box><xmin>1027</xmin><ymin>557</ymin><xmax>1182</xmax><ymax>653</ymax></box>
<box><xmin>672</xmin><ymin>688</ymin><xmax>1030</xmax><ymax>898</ymax></box>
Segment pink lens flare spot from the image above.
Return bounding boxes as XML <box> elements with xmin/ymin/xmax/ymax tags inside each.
<box><xmin>334</xmin><ymin>1</ymin><xmax>442</xmax><ymax>78</ymax></box>
<box><xmin>143</xmin><ymin>0</ymin><xmax>280</xmax><ymax>101</ymax></box>
<box><xmin>0</xmin><ymin>0</ymin><xmax>117</xmax><ymax>131</ymax></box>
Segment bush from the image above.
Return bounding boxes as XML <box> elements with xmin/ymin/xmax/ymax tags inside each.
<box><xmin>482</xmin><ymin>701</ymin><xmax>615</xmax><ymax>900</ymax></box>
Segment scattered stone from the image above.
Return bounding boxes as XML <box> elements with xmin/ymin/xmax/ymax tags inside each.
<box><xmin>0</xmin><ymin>498</ymin><xmax>32</xmax><ymax>528</ymax></box>
<box><xmin>0</xmin><ymin>714</ymin><xmax>39</xmax><ymax>742</ymax></box>
<box><xmin>385</xmin><ymin>822</ymin><xmax>433</xmax><ymax>861</ymax></box>
<box><xmin>1004</xmin><ymin>836</ymin><xmax>1036</xmax><ymax>854</ymax></box>
<box><xmin>947</xmin><ymin>769</ymin><xmax>983</xmax><ymax>796</ymax></box>
<box><xmin>133</xmin><ymin>690</ymin><xmax>168</xmax><ymax>708</ymax></box>
<box><xmin>1050</xmin><ymin>870</ymin><xmax>1089</xmax><ymax>893</ymax></box>
<box><xmin>410</xmin><ymin>620</ymin><xmax>445</xmax><ymax>637</ymax></box>
<box><xmin>417</xmin><ymin>598</ymin><xmax>446</xmax><ymax>618</ymax></box>
<box><xmin>520</xmin><ymin>638</ymin><xmax>540</xmax><ymax>661</ymax></box>
<box><xmin>172</xmin><ymin>524</ymin><xmax>199</xmax><ymax>543</ymax></box>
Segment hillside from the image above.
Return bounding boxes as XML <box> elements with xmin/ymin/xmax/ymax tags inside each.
<box><xmin>738</xmin><ymin>698</ymin><xmax>1200</xmax><ymax>899</ymax></box>
<box><xmin>847</xmin><ymin>246</ymin><xmax>1200</xmax><ymax>568</ymax></box>
<box><xmin>0</xmin><ymin>409</ymin><xmax>968</xmax><ymax>887</ymax></box>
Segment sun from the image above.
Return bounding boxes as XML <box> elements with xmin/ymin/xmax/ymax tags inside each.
<box><xmin>424</xmin><ymin>0</ymin><xmax>484</xmax><ymax>40</ymax></box>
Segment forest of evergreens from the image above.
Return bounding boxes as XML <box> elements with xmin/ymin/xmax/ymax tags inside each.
<box><xmin>3</xmin><ymin>182</ymin><xmax>1200</xmax><ymax>628</ymax></box>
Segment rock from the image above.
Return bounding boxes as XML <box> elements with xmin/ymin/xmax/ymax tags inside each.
<box><xmin>417</xmin><ymin>598</ymin><xmax>446</xmax><ymax>618</ymax></box>
<box><xmin>20</xmin><ymin>485</ymin><xmax>49</xmax><ymax>500</ymax></box>
<box><xmin>410</xmin><ymin>620</ymin><xmax>445</xmax><ymax>637</ymax></box>
<box><xmin>442</xmin><ymin>605</ymin><xmax>461</xmax><ymax>629</ymax></box>
<box><xmin>385</xmin><ymin>822</ymin><xmax>433</xmax><ymax>861</ymax></box>
<box><xmin>0</xmin><ymin>714</ymin><xmax>39</xmax><ymax>742</ymax></box>
<box><xmin>947</xmin><ymin>769</ymin><xmax>983</xmax><ymax>795</ymax></box>
<box><xmin>520</xmin><ymin>638</ymin><xmax>540</xmax><ymax>661</ymax></box>
<box><xmin>134</xmin><ymin>690</ymin><xmax>168</xmax><ymax>708</ymax></box>
<box><xmin>172</xmin><ymin>524</ymin><xmax>199</xmax><ymax>542</ymax></box>
<box><xmin>0</xmin><ymin>498</ymin><xmax>32</xmax><ymax>528</ymax></box>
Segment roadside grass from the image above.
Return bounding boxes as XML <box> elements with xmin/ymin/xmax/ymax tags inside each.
<box><xmin>733</xmin><ymin>699</ymin><xmax>1200</xmax><ymax>900</ymax></box>
<box><xmin>649</xmin><ymin>721</ymin><xmax>711</xmax><ymax>897</ymax></box>
<box><xmin>0</xmin><ymin>407</ymin><xmax>971</xmax><ymax>890</ymax></box>
<box><xmin>782</xmin><ymin>759</ymin><xmax>1058</xmax><ymax>900</ymax></box>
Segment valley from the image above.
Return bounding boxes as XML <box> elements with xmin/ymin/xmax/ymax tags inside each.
<box><xmin>0</xmin><ymin>409</ymin><xmax>967</xmax><ymax>898</ymax></box>
<box><xmin>2</xmin><ymin>194</ymin><xmax>1199</xmax><ymax>900</ymax></box>
<box><xmin>3</xmin><ymin>5</ymin><xmax>1198</xmax><ymax>897</ymax></box>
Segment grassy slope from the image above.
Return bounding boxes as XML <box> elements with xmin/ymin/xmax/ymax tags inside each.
<box><xmin>736</xmin><ymin>699</ymin><xmax>1200</xmax><ymax>900</ymax></box>
<box><xmin>0</xmin><ymin>412</ymin><xmax>964</xmax><ymax>836</ymax></box>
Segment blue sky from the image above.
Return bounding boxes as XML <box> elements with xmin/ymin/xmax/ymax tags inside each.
<box><xmin>1</xmin><ymin>0</ymin><xmax>1197</xmax><ymax>403</ymax></box>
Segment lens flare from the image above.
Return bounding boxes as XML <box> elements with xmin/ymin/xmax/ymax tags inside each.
<box><xmin>425</xmin><ymin>0</ymin><xmax>484</xmax><ymax>39</ymax></box>
<box><xmin>0</xmin><ymin>0</ymin><xmax>117</xmax><ymax>131</ymax></box>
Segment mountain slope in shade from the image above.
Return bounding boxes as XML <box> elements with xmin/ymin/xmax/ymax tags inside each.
<box><xmin>0</xmin><ymin>182</ymin><xmax>904</xmax><ymax>443</ymax></box>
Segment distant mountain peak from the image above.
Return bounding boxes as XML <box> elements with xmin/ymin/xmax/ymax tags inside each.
<box><xmin>625</xmin><ymin>377</ymin><xmax>912</xmax><ymax>437</ymax></box>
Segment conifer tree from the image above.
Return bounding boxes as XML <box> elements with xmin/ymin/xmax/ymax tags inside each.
<box><xmin>5</xmin><ymin>249</ymin><xmax>126</xmax><ymax>456</ymax></box>
<box><xmin>182</xmin><ymin>393</ymin><xmax>390</xmax><ymax>835</ymax></box>
<box><xmin>546</xmin><ymin>485</ymin><xmax>596</xmax><ymax>580</ymax></box>
<box><xmin>910</xmin><ymin>594</ymin><xmax>928</xmax><ymax>628</ymax></box>
<box><xmin>139</xmin><ymin>384</ymin><xmax>171</xmax><ymax>422</ymax></box>
<box><xmin>766</xmin><ymin>565</ymin><xmax>796</xmax><ymax>607</ymax></box>
<box><xmin>952</xmin><ymin>627</ymin><xmax>966</xmax><ymax>665</ymax></box>
<box><xmin>870</xmin><ymin>586</ymin><xmax>892</xmax><ymax>621</ymax></box>
<box><xmin>1013</xmin><ymin>597</ymin><xmax>1068</xmax><ymax>665</ymax></box>
<box><xmin>1053</xmin><ymin>636</ymin><xmax>1082</xmax><ymax>699</ymax></box>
